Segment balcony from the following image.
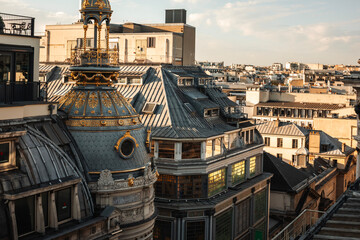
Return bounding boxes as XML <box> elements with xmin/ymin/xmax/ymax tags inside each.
<box><xmin>0</xmin><ymin>81</ymin><xmax>45</xmax><ymax>104</ymax></box>
<box><xmin>70</xmin><ymin>48</ymin><xmax>119</xmax><ymax>67</ymax></box>
<box><xmin>0</xmin><ymin>13</ymin><xmax>34</xmax><ymax>37</ymax></box>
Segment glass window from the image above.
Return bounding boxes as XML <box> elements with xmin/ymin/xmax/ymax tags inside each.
<box><xmin>206</xmin><ymin>140</ymin><xmax>213</xmax><ymax>158</ymax></box>
<box><xmin>56</xmin><ymin>188</ymin><xmax>72</xmax><ymax>222</ymax></box>
<box><xmin>0</xmin><ymin>142</ymin><xmax>9</xmax><ymax>164</ymax></box>
<box><xmin>15</xmin><ymin>196</ymin><xmax>35</xmax><ymax>236</ymax></box>
<box><xmin>182</xmin><ymin>142</ymin><xmax>201</xmax><ymax>159</ymax></box>
<box><xmin>277</xmin><ymin>154</ymin><xmax>282</xmax><ymax>160</ymax></box>
<box><xmin>42</xmin><ymin>192</ymin><xmax>49</xmax><ymax>227</ymax></box>
<box><xmin>232</xmin><ymin>161</ymin><xmax>246</xmax><ymax>185</ymax></box>
<box><xmin>186</xmin><ymin>221</ymin><xmax>205</xmax><ymax>240</ymax></box>
<box><xmin>155</xmin><ymin>174</ymin><xmax>177</xmax><ymax>198</ymax></box>
<box><xmin>250</xmin><ymin>129</ymin><xmax>254</xmax><ymax>144</ymax></box>
<box><xmin>215</xmin><ymin>209</ymin><xmax>232</xmax><ymax>240</ymax></box>
<box><xmin>249</xmin><ymin>157</ymin><xmax>256</xmax><ymax>177</ymax></box>
<box><xmin>254</xmin><ymin>190</ymin><xmax>267</xmax><ymax>223</ymax></box>
<box><xmin>0</xmin><ymin>52</ymin><xmax>11</xmax><ymax>82</ymax></box>
<box><xmin>214</xmin><ymin>138</ymin><xmax>222</xmax><ymax>156</ymax></box>
<box><xmin>264</xmin><ymin>137</ymin><xmax>270</xmax><ymax>146</ymax></box>
<box><xmin>178</xmin><ymin>175</ymin><xmax>205</xmax><ymax>198</ymax></box>
<box><xmin>147</xmin><ymin>37</ymin><xmax>156</xmax><ymax>48</ymax></box>
<box><xmin>235</xmin><ymin>198</ymin><xmax>250</xmax><ymax>237</ymax></box>
<box><xmin>158</xmin><ymin>141</ymin><xmax>175</xmax><ymax>159</ymax></box>
<box><xmin>277</xmin><ymin>138</ymin><xmax>283</xmax><ymax>147</ymax></box>
<box><xmin>292</xmin><ymin>139</ymin><xmax>298</xmax><ymax>149</ymax></box>
<box><xmin>15</xmin><ymin>52</ymin><xmax>30</xmax><ymax>82</ymax></box>
<box><xmin>229</xmin><ymin>132</ymin><xmax>242</xmax><ymax>150</ymax></box>
<box><xmin>154</xmin><ymin>220</ymin><xmax>172</xmax><ymax>240</ymax></box>
<box><xmin>208</xmin><ymin>168</ymin><xmax>226</xmax><ymax>197</ymax></box>
<box><xmin>254</xmin><ymin>220</ymin><xmax>266</xmax><ymax>240</ymax></box>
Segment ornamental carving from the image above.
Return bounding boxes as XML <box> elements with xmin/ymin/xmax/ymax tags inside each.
<box><xmin>110</xmin><ymin>91</ymin><xmax>123</xmax><ymax>107</ymax></box>
<box><xmin>95</xmin><ymin>0</ymin><xmax>106</xmax><ymax>9</ymax></box>
<box><xmin>101</xmin><ymin>92</ymin><xmax>112</xmax><ymax>108</ymax></box>
<box><xmin>98</xmin><ymin>169</ymin><xmax>115</xmax><ymax>187</ymax></box>
<box><xmin>88</xmin><ymin>91</ymin><xmax>99</xmax><ymax>108</ymax></box>
<box><xmin>64</xmin><ymin>91</ymin><xmax>77</xmax><ymax>107</ymax></box>
<box><xmin>75</xmin><ymin>92</ymin><xmax>86</xmax><ymax>109</ymax></box>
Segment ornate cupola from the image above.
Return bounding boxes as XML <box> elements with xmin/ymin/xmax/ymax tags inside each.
<box><xmin>58</xmin><ymin>1</ymin><xmax>157</xmax><ymax>238</ymax></box>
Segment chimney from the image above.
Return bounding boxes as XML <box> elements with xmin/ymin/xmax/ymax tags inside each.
<box><xmin>342</xmin><ymin>143</ymin><xmax>346</xmax><ymax>152</ymax></box>
<box><xmin>308</xmin><ymin>131</ymin><xmax>320</xmax><ymax>153</ymax></box>
<box><xmin>165</xmin><ymin>9</ymin><xmax>187</xmax><ymax>24</ymax></box>
<box><xmin>275</xmin><ymin>117</ymin><xmax>280</xmax><ymax>127</ymax></box>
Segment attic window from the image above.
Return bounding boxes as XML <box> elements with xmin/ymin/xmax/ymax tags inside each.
<box><xmin>142</xmin><ymin>102</ymin><xmax>157</xmax><ymax>114</ymax></box>
<box><xmin>0</xmin><ymin>141</ymin><xmax>16</xmax><ymax>171</ymax></box>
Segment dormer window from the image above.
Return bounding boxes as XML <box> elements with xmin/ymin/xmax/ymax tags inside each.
<box><xmin>142</xmin><ymin>102</ymin><xmax>157</xmax><ymax>114</ymax></box>
<box><xmin>199</xmin><ymin>78</ymin><xmax>205</xmax><ymax>85</ymax></box>
<box><xmin>0</xmin><ymin>141</ymin><xmax>16</xmax><ymax>171</ymax></box>
<box><xmin>178</xmin><ymin>79</ymin><xmax>184</xmax><ymax>85</ymax></box>
<box><xmin>185</xmin><ymin>79</ymin><xmax>193</xmax><ymax>86</ymax></box>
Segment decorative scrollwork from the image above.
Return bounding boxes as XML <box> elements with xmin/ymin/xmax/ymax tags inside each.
<box><xmin>88</xmin><ymin>91</ymin><xmax>99</xmax><ymax>108</ymax></box>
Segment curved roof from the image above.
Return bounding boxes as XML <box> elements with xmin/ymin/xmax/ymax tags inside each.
<box><xmin>81</xmin><ymin>0</ymin><xmax>112</xmax><ymax>24</ymax></box>
<box><xmin>59</xmin><ymin>86</ymin><xmax>138</xmax><ymax>119</ymax></box>
<box><xmin>0</xmin><ymin>126</ymin><xmax>93</xmax><ymax>239</ymax></box>
<box><xmin>59</xmin><ymin>85</ymin><xmax>151</xmax><ymax>176</ymax></box>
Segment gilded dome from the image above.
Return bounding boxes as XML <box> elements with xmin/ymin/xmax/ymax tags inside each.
<box><xmin>81</xmin><ymin>0</ymin><xmax>112</xmax><ymax>24</ymax></box>
<box><xmin>58</xmin><ymin>86</ymin><xmax>150</xmax><ymax>178</ymax></box>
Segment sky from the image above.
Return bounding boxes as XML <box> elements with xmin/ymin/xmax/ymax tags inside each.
<box><xmin>1</xmin><ymin>0</ymin><xmax>360</xmax><ymax>66</ymax></box>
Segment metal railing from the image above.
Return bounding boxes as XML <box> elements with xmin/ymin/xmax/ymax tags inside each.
<box><xmin>70</xmin><ymin>48</ymin><xmax>119</xmax><ymax>67</ymax></box>
<box><xmin>0</xmin><ymin>81</ymin><xmax>45</xmax><ymax>104</ymax></box>
<box><xmin>272</xmin><ymin>209</ymin><xmax>325</xmax><ymax>240</ymax></box>
<box><xmin>0</xmin><ymin>12</ymin><xmax>35</xmax><ymax>37</ymax></box>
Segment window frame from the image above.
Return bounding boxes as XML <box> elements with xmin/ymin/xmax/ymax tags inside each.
<box><xmin>292</xmin><ymin>139</ymin><xmax>298</xmax><ymax>149</ymax></box>
<box><xmin>147</xmin><ymin>37</ymin><xmax>156</xmax><ymax>48</ymax></box>
<box><xmin>264</xmin><ymin>137</ymin><xmax>270</xmax><ymax>146</ymax></box>
<box><xmin>0</xmin><ymin>140</ymin><xmax>16</xmax><ymax>171</ymax></box>
<box><xmin>277</xmin><ymin>138</ymin><xmax>283</xmax><ymax>148</ymax></box>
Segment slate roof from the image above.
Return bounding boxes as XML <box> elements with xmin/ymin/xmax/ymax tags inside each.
<box><xmin>315</xmin><ymin>131</ymin><xmax>355</xmax><ymax>156</ymax></box>
<box><xmin>257</xmin><ymin>120</ymin><xmax>308</xmax><ymax>136</ymax></box>
<box><xmin>263</xmin><ymin>152</ymin><xmax>311</xmax><ymax>193</ymax></box>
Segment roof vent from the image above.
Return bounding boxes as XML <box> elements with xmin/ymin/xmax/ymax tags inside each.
<box><xmin>142</xmin><ymin>102</ymin><xmax>157</xmax><ymax>114</ymax></box>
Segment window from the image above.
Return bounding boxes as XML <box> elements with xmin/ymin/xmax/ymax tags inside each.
<box><xmin>206</xmin><ymin>140</ymin><xmax>213</xmax><ymax>158</ymax></box>
<box><xmin>249</xmin><ymin>157</ymin><xmax>256</xmax><ymax>177</ymax></box>
<box><xmin>0</xmin><ymin>141</ymin><xmax>16</xmax><ymax>170</ymax></box>
<box><xmin>15</xmin><ymin>196</ymin><xmax>35</xmax><ymax>236</ymax></box>
<box><xmin>155</xmin><ymin>174</ymin><xmax>177</xmax><ymax>198</ymax></box>
<box><xmin>277</xmin><ymin>154</ymin><xmax>282</xmax><ymax>160</ymax></box>
<box><xmin>182</xmin><ymin>142</ymin><xmax>201</xmax><ymax>159</ymax></box>
<box><xmin>154</xmin><ymin>220</ymin><xmax>172</xmax><ymax>240</ymax></box>
<box><xmin>147</xmin><ymin>37</ymin><xmax>156</xmax><ymax>48</ymax></box>
<box><xmin>186</xmin><ymin>221</ymin><xmax>205</xmax><ymax>240</ymax></box>
<box><xmin>208</xmin><ymin>168</ymin><xmax>226</xmax><ymax>197</ymax></box>
<box><xmin>277</xmin><ymin>138</ymin><xmax>283</xmax><ymax>147</ymax></box>
<box><xmin>214</xmin><ymin>138</ymin><xmax>222</xmax><ymax>156</ymax></box>
<box><xmin>254</xmin><ymin>190</ymin><xmax>267</xmax><ymax>223</ymax></box>
<box><xmin>292</xmin><ymin>139</ymin><xmax>298</xmax><ymax>149</ymax></box>
<box><xmin>0</xmin><ymin>142</ymin><xmax>9</xmax><ymax>164</ymax></box>
<box><xmin>321</xmin><ymin>144</ymin><xmax>328</xmax><ymax>152</ymax></box>
<box><xmin>232</xmin><ymin>161</ymin><xmax>246</xmax><ymax>185</ymax></box>
<box><xmin>142</xmin><ymin>102</ymin><xmax>157</xmax><ymax>114</ymax></box>
<box><xmin>15</xmin><ymin>52</ymin><xmax>30</xmax><ymax>82</ymax></box>
<box><xmin>264</xmin><ymin>137</ymin><xmax>270</xmax><ymax>146</ymax></box>
<box><xmin>158</xmin><ymin>141</ymin><xmax>175</xmax><ymax>159</ymax></box>
<box><xmin>178</xmin><ymin>175</ymin><xmax>205</xmax><ymax>198</ymax></box>
<box><xmin>215</xmin><ymin>209</ymin><xmax>233</xmax><ymax>240</ymax></box>
<box><xmin>0</xmin><ymin>52</ymin><xmax>11</xmax><ymax>82</ymax></box>
<box><xmin>235</xmin><ymin>198</ymin><xmax>251</xmax><ymax>237</ymax></box>
<box><xmin>292</xmin><ymin>155</ymin><xmax>296</xmax><ymax>164</ymax></box>
<box><xmin>56</xmin><ymin>188</ymin><xmax>72</xmax><ymax>222</ymax></box>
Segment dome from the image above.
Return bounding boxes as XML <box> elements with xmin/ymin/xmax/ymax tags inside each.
<box><xmin>296</xmin><ymin>147</ymin><xmax>309</xmax><ymax>155</ymax></box>
<box><xmin>81</xmin><ymin>0</ymin><xmax>112</xmax><ymax>25</ymax></box>
<box><xmin>58</xmin><ymin>86</ymin><xmax>151</xmax><ymax>179</ymax></box>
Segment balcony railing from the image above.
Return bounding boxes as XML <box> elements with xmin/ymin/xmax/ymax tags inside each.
<box><xmin>0</xmin><ymin>12</ymin><xmax>35</xmax><ymax>37</ymax></box>
<box><xmin>272</xmin><ymin>209</ymin><xmax>325</xmax><ymax>240</ymax></box>
<box><xmin>70</xmin><ymin>48</ymin><xmax>119</xmax><ymax>67</ymax></box>
<box><xmin>0</xmin><ymin>81</ymin><xmax>45</xmax><ymax>104</ymax></box>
